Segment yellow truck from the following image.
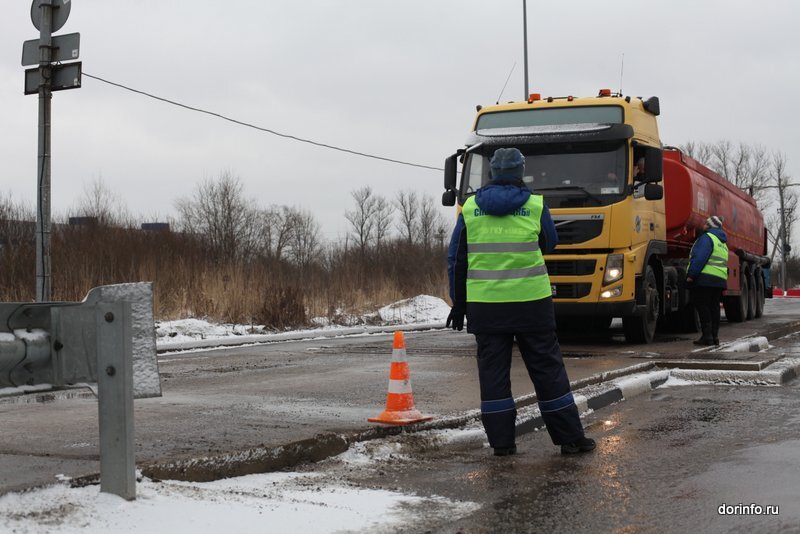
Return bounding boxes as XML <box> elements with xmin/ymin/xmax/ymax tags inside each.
<box><xmin>443</xmin><ymin>89</ymin><xmax>770</xmax><ymax>343</ymax></box>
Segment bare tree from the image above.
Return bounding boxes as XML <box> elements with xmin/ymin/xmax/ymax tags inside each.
<box><xmin>175</xmin><ymin>171</ymin><xmax>260</xmax><ymax>261</ymax></box>
<box><xmin>680</xmin><ymin>140</ymin><xmax>770</xmax><ymax>205</ymax></box>
<box><xmin>373</xmin><ymin>195</ymin><xmax>394</xmax><ymax>248</ymax></box>
<box><xmin>344</xmin><ymin>186</ymin><xmax>380</xmax><ymax>254</ymax></box>
<box><xmin>259</xmin><ymin>205</ymin><xmax>299</xmax><ymax>261</ymax></box>
<box><xmin>396</xmin><ymin>190</ymin><xmax>419</xmax><ymax>244</ymax></box>
<box><xmin>769</xmin><ymin>152</ymin><xmax>797</xmax><ymax>262</ymax></box>
<box><xmin>681</xmin><ymin>140</ymin><xmax>713</xmax><ymax>163</ymax></box>
<box><xmin>287</xmin><ymin>208</ymin><xmax>321</xmax><ymax>270</ymax></box>
<box><xmin>418</xmin><ymin>194</ymin><xmax>447</xmax><ymax>249</ymax></box>
<box><xmin>0</xmin><ymin>193</ymin><xmax>35</xmax><ymax>247</ymax></box>
<box><xmin>73</xmin><ymin>176</ymin><xmax>128</xmax><ymax>225</ymax></box>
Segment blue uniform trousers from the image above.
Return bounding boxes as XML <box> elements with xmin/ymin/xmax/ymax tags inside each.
<box><xmin>475</xmin><ymin>331</ymin><xmax>585</xmax><ymax>448</ymax></box>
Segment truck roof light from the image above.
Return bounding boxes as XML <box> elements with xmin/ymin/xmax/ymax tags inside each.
<box><xmin>567</xmin><ymin>95</ymin><xmax>574</xmax><ymax>101</ymax></box>
<box><xmin>599</xmin><ymin>88</ymin><xmax>612</xmax><ymax>97</ymax></box>
<box><xmin>528</xmin><ymin>93</ymin><xmax>541</xmax><ymax>103</ymax></box>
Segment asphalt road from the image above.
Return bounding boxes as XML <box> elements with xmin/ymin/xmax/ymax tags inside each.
<box><xmin>323</xmin><ymin>377</ymin><xmax>800</xmax><ymax>533</ymax></box>
<box><xmin>1</xmin><ymin>298</ymin><xmax>800</xmax><ymax>497</ymax></box>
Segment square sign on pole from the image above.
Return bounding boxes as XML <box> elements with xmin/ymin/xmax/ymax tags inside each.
<box><xmin>22</xmin><ymin>32</ymin><xmax>80</xmax><ymax>66</ymax></box>
<box><xmin>24</xmin><ymin>61</ymin><xmax>81</xmax><ymax>95</ymax></box>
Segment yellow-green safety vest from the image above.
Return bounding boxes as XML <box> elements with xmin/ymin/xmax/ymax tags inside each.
<box><xmin>461</xmin><ymin>194</ymin><xmax>552</xmax><ymax>302</ymax></box>
<box><xmin>695</xmin><ymin>232</ymin><xmax>729</xmax><ymax>280</ymax></box>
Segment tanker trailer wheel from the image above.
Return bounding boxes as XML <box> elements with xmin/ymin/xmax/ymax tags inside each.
<box><xmin>754</xmin><ymin>270</ymin><xmax>765</xmax><ymax>318</ymax></box>
<box><xmin>724</xmin><ymin>270</ymin><xmax>748</xmax><ymax>322</ymax></box>
<box><xmin>623</xmin><ymin>266</ymin><xmax>659</xmax><ymax>343</ymax></box>
<box><xmin>746</xmin><ymin>271</ymin><xmax>757</xmax><ymax>320</ymax></box>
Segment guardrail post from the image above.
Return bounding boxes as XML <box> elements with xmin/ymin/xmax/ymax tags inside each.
<box><xmin>96</xmin><ymin>300</ymin><xmax>135</xmax><ymax>500</ymax></box>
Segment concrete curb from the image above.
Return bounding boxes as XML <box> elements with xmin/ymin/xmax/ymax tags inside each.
<box><xmin>118</xmin><ymin>356</ymin><xmax>800</xmax><ymax>483</ymax></box>
<box><xmin>139</xmin><ymin>362</ymin><xmax>662</xmax><ymax>482</ymax></box>
<box><xmin>670</xmin><ymin>357</ymin><xmax>800</xmax><ymax>385</ymax></box>
<box><xmin>719</xmin><ymin>336</ymin><xmax>769</xmax><ymax>353</ymax></box>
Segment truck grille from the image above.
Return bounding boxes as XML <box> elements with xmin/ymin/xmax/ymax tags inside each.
<box><xmin>552</xmin><ymin>283</ymin><xmax>592</xmax><ymax>299</ymax></box>
<box><xmin>554</xmin><ymin>219</ymin><xmax>603</xmax><ymax>244</ymax></box>
<box><xmin>545</xmin><ymin>259</ymin><xmax>596</xmax><ymax>276</ymax></box>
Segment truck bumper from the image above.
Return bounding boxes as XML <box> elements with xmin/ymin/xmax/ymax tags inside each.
<box><xmin>554</xmin><ymin>299</ymin><xmax>637</xmax><ymax>318</ymax></box>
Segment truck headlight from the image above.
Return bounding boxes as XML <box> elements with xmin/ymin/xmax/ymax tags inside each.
<box><xmin>600</xmin><ymin>287</ymin><xmax>622</xmax><ymax>299</ymax></box>
<box><xmin>603</xmin><ymin>254</ymin><xmax>624</xmax><ymax>285</ymax></box>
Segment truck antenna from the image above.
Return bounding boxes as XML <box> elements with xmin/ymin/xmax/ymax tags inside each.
<box><xmin>618</xmin><ymin>53</ymin><xmax>625</xmax><ymax>95</ymax></box>
<box><xmin>496</xmin><ymin>62</ymin><xmax>517</xmax><ymax>104</ymax></box>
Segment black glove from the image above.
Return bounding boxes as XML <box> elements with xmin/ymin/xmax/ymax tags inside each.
<box><xmin>446</xmin><ymin>305</ymin><xmax>465</xmax><ymax>331</ymax></box>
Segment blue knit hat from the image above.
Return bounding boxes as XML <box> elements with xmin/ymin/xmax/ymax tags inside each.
<box><xmin>489</xmin><ymin>148</ymin><xmax>525</xmax><ymax>180</ymax></box>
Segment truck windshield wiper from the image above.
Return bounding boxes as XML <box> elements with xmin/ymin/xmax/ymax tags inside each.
<box><xmin>534</xmin><ymin>186</ymin><xmax>603</xmax><ymax>205</ymax></box>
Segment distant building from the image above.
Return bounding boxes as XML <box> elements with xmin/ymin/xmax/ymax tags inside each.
<box><xmin>68</xmin><ymin>216</ymin><xmax>98</xmax><ymax>226</ymax></box>
<box><xmin>141</xmin><ymin>222</ymin><xmax>170</xmax><ymax>232</ymax></box>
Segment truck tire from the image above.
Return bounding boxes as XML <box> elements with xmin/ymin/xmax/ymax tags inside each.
<box><xmin>623</xmin><ymin>266</ymin><xmax>659</xmax><ymax>343</ymax></box>
<box><xmin>746</xmin><ymin>272</ymin><xmax>757</xmax><ymax>320</ymax></box>
<box><xmin>724</xmin><ymin>273</ymin><xmax>748</xmax><ymax>323</ymax></box>
<box><xmin>754</xmin><ymin>271</ymin><xmax>765</xmax><ymax>318</ymax></box>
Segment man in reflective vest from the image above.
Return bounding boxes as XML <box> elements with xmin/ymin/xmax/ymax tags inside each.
<box><xmin>686</xmin><ymin>215</ymin><xmax>729</xmax><ymax>346</ymax></box>
<box><xmin>446</xmin><ymin>147</ymin><xmax>595</xmax><ymax>456</ymax></box>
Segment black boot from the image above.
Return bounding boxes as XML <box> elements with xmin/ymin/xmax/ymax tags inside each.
<box><xmin>561</xmin><ymin>437</ymin><xmax>596</xmax><ymax>454</ymax></box>
<box><xmin>694</xmin><ymin>322</ymin><xmax>713</xmax><ymax>346</ymax></box>
<box><xmin>711</xmin><ymin>323</ymin><xmax>720</xmax><ymax>346</ymax></box>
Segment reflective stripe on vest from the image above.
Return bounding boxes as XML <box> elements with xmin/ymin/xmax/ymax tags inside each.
<box><xmin>462</xmin><ymin>194</ymin><xmax>552</xmax><ymax>302</ymax></box>
<box><xmin>696</xmin><ymin>232</ymin><xmax>729</xmax><ymax>281</ymax></box>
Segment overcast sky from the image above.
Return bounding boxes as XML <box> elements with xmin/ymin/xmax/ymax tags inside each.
<box><xmin>1</xmin><ymin>0</ymin><xmax>798</xmax><ymax>240</ymax></box>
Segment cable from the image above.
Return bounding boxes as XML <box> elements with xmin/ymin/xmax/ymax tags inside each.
<box><xmin>83</xmin><ymin>73</ymin><xmax>444</xmax><ymax>172</ymax></box>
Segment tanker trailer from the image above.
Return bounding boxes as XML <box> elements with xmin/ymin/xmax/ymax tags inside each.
<box><xmin>661</xmin><ymin>147</ymin><xmax>770</xmax><ymax>326</ymax></box>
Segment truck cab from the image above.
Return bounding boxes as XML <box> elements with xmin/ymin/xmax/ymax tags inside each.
<box><xmin>443</xmin><ymin>91</ymin><xmax>682</xmax><ymax>343</ymax></box>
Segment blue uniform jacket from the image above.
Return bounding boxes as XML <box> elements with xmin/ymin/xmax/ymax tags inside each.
<box><xmin>446</xmin><ymin>181</ymin><xmax>559</xmax><ymax>333</ymax></box>
<box><xmin>687</xmin><ymin>227</ymin><xmax>728</xmax><ymax>289</ymax></box>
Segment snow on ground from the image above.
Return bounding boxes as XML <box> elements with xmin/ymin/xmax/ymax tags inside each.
<box><xmin>0</xmin><ymin>467</ymin><xmax>477</xmax><ymax>534</ymax></box>
<box><xmin>377</xmin><ymin>295</ymin><xmax>451</xmax><ymax>325</ymax></box>
<box><xmin>155</xmin><ymin>295</ymin><xmax>451</xmax><ymax>345</ymax></box>
<box><xmin>0</xmin><ymin>295</ymin><xmax>461</xmax><ymax>533</ymax></box>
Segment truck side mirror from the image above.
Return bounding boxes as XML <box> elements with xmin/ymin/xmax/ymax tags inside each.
<box><xmin>644</xmin><ymin>183</ymin><xmax>663</xmax><ymax>200</ymax></box>
<box><xmin>643</xmin><ymin>96</ymin><xmax>660</xmax><ymax>116</ymax></box>
<box><xmin>443</xmin><ymin>153</ymin><xmax>458</xmax><ymax>206</ymax></box>
<box><xmin>444</xmin><ymin>154</ymin><xmax>457</xmax><ymax>190</ymax></box>
<box><xmin>644</xmin><ymin>147</ymin><xmax>663</xmax><ymax>183</ymax></box>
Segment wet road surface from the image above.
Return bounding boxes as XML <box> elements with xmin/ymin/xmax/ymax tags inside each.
<box><xmin>311</xmin><ymin>378</ymin><xmax>800</xmax><ymax>533</ymax></box>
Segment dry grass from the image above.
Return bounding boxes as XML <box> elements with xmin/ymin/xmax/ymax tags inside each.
<box><xmin>0</xmin><ymin>222</ymin><xmax>449</xmax><ymax>329</ymax></box>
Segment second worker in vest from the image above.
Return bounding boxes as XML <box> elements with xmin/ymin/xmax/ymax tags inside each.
<box><xmin>446</xmin><ymin>147</ymin><xmax>595</xmax><ymax>456</ymax></box>
<box><xmin>686</xmin><ymin>215</ymin><xmax>729</xmax><ymax>346</ymax></box>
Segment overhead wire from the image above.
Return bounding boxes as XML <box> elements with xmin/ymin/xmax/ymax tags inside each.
<box><xmin>82</xmin><ymin>73</ymin><xmax>444</xmax><ymax>172</ymax></box>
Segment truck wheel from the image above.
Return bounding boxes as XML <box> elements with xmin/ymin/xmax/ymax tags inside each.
<box><xmin>754</xmin><ymin>271</ymin><xmax>765</xmax><ymax>318</ymax></box>
<box><xmin>623</xmin><ymin>266</ymin><xmax>659</xmax><ymax>343</ymax></box>
<box><xmin>746</xmin><ymin>272</ymin><xmax>757</xmax><ymax>320</ymax></box>
<box><xmin>724</xmin><ymin>273</ymin><xmax>748</xmax><ymax>323</ymax></box>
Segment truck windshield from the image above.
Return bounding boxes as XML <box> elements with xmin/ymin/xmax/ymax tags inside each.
<box><xmin>461</xmin><ymin>142</ymin><xmax>627</xmax><ymax>208</ymax></box>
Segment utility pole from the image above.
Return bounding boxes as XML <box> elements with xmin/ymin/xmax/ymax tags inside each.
<box><xmin>523</xmin><ymin>0</ymin><xmax>529</xmax><ymax>99</ymax></box>
<box><xmin>778</xmin><ymin>204</ymin><xmax>787</xmax><ymax>291</ymax></box>
<box><xmin>23</xmin><ymin>0</ymin><xmax>81</xmax><ymax>301</ymax></box>
<box><xmin>35</xmin><ymin>1</ymin><xmax>53</xmax><ymax>302</ymax></box>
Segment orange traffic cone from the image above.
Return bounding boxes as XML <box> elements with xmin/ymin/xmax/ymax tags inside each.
<box><xmin>368</xmin><ymin>331</ymin><xmax>433</xmax><ymax>425</ymax></box>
